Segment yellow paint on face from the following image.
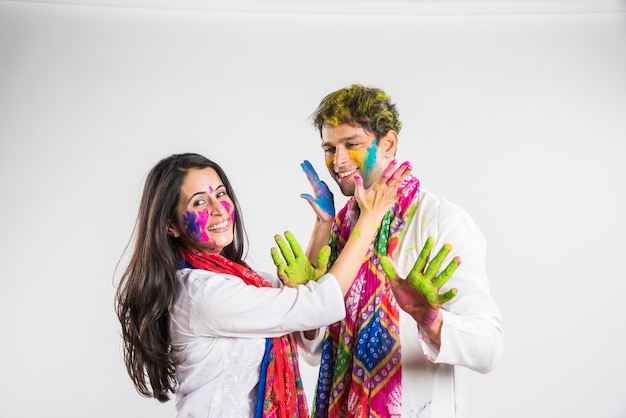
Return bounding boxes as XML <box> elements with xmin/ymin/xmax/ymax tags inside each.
<box><xmin>326</xmin><ymin>147</ymin><xmax>378</xmax><ymax>189</ymax></box>
<box><xmin>324</xmin><ymin>154</ymin><xmax>333</xmax><ymax>170</ymax></box>
<box><xmin>325</xmin><ymin>148</ymin><xmax>371</xmax><ymax>170</ymax></box>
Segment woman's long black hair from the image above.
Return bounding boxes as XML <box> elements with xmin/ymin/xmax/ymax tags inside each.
<box><xmin>115</xmin><ymin>153</ymin><xmax>247</xmax><ymax>402</ymax></box>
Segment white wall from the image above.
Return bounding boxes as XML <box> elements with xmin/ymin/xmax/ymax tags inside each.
<box><xmin>1</xmin><ymin>1</ymin><xmax>625</xmax><ymax>417</ymax></box>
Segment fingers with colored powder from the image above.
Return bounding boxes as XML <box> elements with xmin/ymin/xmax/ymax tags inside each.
<box><xmin>381</xmin><ymin>237</ymin><xmax>460</xmax><ymax>326</ymax></box>
<box><xmin>353</xmin><ymin>160</ymin><xmax>412</xmax><ymax>219</ymax></box>
<box><xmin>300</xmin><ymin>160</ymin><xmax>335</xmax><ymax>221</ymax></box>
<box><xmin>271</xmin><ymin>231</ymin><xmax>330</xmax><ymax>287</ymax></box>
<box><xmin>382</xmin><ymin>160</ymin><xmax>413</xmax><ymax>188</ymax></box>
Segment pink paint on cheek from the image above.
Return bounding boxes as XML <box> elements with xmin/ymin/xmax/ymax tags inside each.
<box><xmin>220</xmin><ymin>201</ymin><xmax>235</xmax><ymax>224</ymax></box>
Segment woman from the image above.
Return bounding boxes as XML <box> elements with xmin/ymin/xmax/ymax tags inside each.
<box><xmin>115</xmin><ymin>152</ymin><xmax>411</xmax><ymax>417</ymax></box>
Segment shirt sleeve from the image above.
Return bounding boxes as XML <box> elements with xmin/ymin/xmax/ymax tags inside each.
<box><xmin>187</xmin><ymin>270</ymin><xmax>346</xmax><ymax>339</ymax></box>
<box><xmin>400</xmin><ymin>193</ymin><xmax>504</xmax><ymax>373</ymax></box>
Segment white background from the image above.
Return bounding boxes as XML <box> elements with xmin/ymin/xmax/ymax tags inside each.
<box><xmin>1</xmin><ymin>0</ymin><xmax>625</xmax><ymax>417</ymax></box>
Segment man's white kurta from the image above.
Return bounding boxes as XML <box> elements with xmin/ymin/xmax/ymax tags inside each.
<box><xmin>301</xmin><ymin>189</ymin><xmax>504</xmax><ymax>418</ymax></box>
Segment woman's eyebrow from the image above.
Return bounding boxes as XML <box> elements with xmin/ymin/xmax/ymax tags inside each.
<box><xmin>186</xmin><ymin>184</ymin><xmax>226</xmax><ymax>204</ymax></box>
<box><xmin>186</xmin><ymin>191</ymin><xmax>207</xmax><ymax>204</ymax></box>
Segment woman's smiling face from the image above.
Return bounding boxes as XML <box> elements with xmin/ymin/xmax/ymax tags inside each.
<box><xmin>169</xmin><ymin>167</ymin><xmax>235</xmax><ymax>255</ymax></box>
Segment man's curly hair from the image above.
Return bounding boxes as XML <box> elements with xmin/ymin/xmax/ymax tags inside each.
<box><xmin>312</xmin><ymin>84</ymin><xmax>402</xmax><ymax>139</ymax></box>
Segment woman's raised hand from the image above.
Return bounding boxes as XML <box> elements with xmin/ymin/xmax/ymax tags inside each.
<box><xmin>271</xmin><ymin>231</ymin><xmax>331</xmax><ymax>287</ymax></box>
<box><xmin>354</xmin><ymin>160</ymin><xmax>412</xmax><ymax>220</ymax></box>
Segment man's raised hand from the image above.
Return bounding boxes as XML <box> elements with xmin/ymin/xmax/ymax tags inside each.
<box><xmin>380</xmin><ymin>237</ymin><xmax>460</xmax><ymax>326</ymax></box>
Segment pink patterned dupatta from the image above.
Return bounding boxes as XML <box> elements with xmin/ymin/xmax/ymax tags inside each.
<box><xmin>312</xmin><ymin>175</ymin><xmax>420</xmax><ymax>418</ymax></box>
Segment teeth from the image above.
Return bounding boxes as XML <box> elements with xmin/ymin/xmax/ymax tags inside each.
<box><xmin>207</xmin><ymin>221</ymin><xmax>228</xmax><ymax>231</ymax></box>
<box><xmin>337</xmin><ymin>169</ymin><xmax>357</xmax><ymax>179</ymax></box>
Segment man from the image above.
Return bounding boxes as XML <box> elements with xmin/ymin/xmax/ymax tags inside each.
<box><xmin>299</xmin><ymin>84</ymin><xmax>504</xmax><ymax>418</ymax></box>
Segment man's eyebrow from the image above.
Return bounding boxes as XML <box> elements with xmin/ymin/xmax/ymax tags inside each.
<box><xmin>322</xmin><ymin>135</ymin><xmax>360</xmax><ymax>147</ymax></box>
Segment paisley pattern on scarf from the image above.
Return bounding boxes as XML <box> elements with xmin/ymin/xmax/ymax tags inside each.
<box><xmin>312</xmin><ymin>175</ymin><xmax>420</xmax><ymax>418</ymax></box>
<box><xmin>180</xmin><ymin>250</ymin><xmax>309</xmax><ymax>418</ymax></box>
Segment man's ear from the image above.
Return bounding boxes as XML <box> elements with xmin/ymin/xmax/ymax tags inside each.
<box><xmin>380</xmin><ymin>130</ymin><xmax>399</xmax><ymax>158</ymax></box>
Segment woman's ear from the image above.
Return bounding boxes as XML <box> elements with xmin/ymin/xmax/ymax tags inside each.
<box><xmin>380</xmin><ymin>130</ymin><xmax>399</xmax><ymax>158</ymax></box>
<box><xmin>166</xmin><ymin>222</ymin><xmax>180</xmax><ymax>238</ymax></box>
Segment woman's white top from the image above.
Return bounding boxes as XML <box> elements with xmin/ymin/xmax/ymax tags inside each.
<box><xmin>169</xmin><ymin>267</ymin><xmax>345</xmax><ymax>418</ymax></box>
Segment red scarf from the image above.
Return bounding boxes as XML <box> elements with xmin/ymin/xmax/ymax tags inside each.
<box><xmin>180</xmin><ymin>249</ymin><xmax>309</xmax><ymax>418</ymax></box>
